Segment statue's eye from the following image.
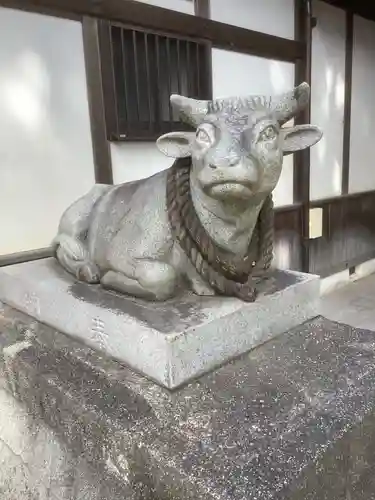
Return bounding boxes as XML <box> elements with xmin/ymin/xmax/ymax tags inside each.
<box><xmin>196</xmin><ymin>125</ymin><xmax>214</xmax><ymax>146</ymax></box>
<box><xmin>259</xmin><ymin>125</ymin><xmax>277</xmax><ymax>141</ymax></box>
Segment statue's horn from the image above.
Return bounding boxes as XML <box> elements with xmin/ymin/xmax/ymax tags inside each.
<box><xmin>271</xmin><ymin>82</ymin><xmax>310</xmax><ymax>125</ymax></box>
<box><xmin>170</xmin><ymin>95</ymin><xmax>209</xmax><ymax>127</ymax></box>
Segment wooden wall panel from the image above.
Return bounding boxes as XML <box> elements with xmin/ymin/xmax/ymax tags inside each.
<box><xmin>274</xmin><ymin>191</ymin><xmax>375</xmax><ymax>278</ymax></box>
<box><xmin>345</xmin><ymin>193</ymin><xmax>375</xmax><ymax>264</ymax></box>
<box><xmin>310</xmin><ymin>191</ymin><xmax>375</xmax><ymax>276</ymax></box>
<box><xmin>274</xmin><ymin>205</ymin><xmax>302</xmax><ymax>271</ymax></box>
<box><xmin>309</xmin><ymin>197</ymin><xmax>347</xmax><ymax>276</ymax></box>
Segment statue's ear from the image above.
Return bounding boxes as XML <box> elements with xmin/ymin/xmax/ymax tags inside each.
<box><xmin>281</xmin><ymin>125</ymin><xmax>323</xmax><ymax>156</ymax></box>
<box><xmin>156</xmin><ymin>132</ymin><xmax>196</xmax><ymax>158</ymax></box>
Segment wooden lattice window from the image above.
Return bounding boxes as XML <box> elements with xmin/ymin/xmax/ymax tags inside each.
<box><xmin>99</xmin><ymin>22</ymin><xmax>212</xmax><ymax>141</ymax></box>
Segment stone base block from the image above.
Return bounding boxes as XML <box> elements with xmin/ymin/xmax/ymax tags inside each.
<box><xmin>2</xmin><ymin>306</ymin><xmax>375</xmax><ymax>499</ymax></box>
<box><xmin>0</xmin><ymin>258</ymin><xmax>320</xmax><ymax>388</ymax></box>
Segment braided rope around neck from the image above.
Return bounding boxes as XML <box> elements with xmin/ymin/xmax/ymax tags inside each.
<box><xmin>166</xmin><ymin>157</ymin><xmax>274</xmax><ymax>302</ymax></box>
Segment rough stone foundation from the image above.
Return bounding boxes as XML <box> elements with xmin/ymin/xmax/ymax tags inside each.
<box><xmin>2</xmin><ymin>303</ymin><xmax>375</xmax><ymax>499</ymax></box>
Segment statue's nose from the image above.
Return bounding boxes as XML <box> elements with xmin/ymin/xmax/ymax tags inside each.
<box><xmin>230</xmin><ymin>156</ymin><xmax>259</xmax><ymax>183</ymax></box>
<box><xmin>209</xmin><ymin>154</ymin><xmax>240</xmax><ymax>169</ymax></box>
<box><xmin>224</xmin><ymin>150</ymin><xmax>242</xmax><ymax>167</ymax></box>
<box><xmin>229</xmin><ymin>156</ymin><xmax>240</xmax><ymax>167</ymax></box>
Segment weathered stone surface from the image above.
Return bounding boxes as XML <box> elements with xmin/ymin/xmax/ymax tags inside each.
<box><xmin>53</xmin><ymin>84</ymin><xmax>322</xmax><ymax>302</ymax></box>
<box><xmin>2</xmin><ymin>304</ymin><xmax>375</xmax><ymax>498</ymax></box>
<box><xmin>0</xmin><ymin>386</ymin><xmax>118</xmax><ymax>500</ymax></box>
<box><xmin>0</xmin><ymin>258</ymin><xmax>319</xmax><ymax>388</ymax></box>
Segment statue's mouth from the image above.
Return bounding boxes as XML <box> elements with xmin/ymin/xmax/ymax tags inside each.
<box><xmin>211</xmin><ymin>179</ymin><xmax>255</xmax><ymax>188</ymax></box>
<box><xmin>213</xmin><ymin>178</ymin><xmax>256</xmax><ymax>188</ymax></box>
<box><xmin>208</xmin><ymin>181</ymin><xmax>254</xmax><ymax>198</ymax></box>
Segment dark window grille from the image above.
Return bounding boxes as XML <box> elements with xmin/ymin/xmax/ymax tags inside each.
<box><xmin>99</xmin><ymin>22</ymin><xmax>211</xmax><ymax>141</ymax></box>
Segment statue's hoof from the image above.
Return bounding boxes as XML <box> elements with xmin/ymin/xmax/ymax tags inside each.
<box><xmin>76</xmin><ymin>263</ymin><xmax>100</xmax><ymax>284</ymax></box>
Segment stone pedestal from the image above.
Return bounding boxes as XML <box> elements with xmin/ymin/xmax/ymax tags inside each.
<box><xmin>0</xmin><ymin>258</ymin><xmax>319</xmax><ymax>388</ymax></box>
<box><xmin>1</xmin><ymin>305</ymin><xmax>375</xmax><ymax>499</ymax></box>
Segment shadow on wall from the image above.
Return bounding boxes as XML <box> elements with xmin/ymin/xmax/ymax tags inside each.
<box><xmin>349</xmin><ymin>14</ymin><xmax>375</xmax><ymax>194</ymax></box>
<box><xmin>310</xmin><ymin>0</ymin><xmax>346</xmax><ymax>201</ymax></box>
<box><xmin>311</xmin><ymin>53</ymin><xmax>345</xmax><ymax>199</ymax></box>
<box><xmin>314</xmin><ymin>64</ymin><xmax>344</xmax><ymax>192</ymax></box>
<box><xmin>210</xmin><ymin>0</ymin><xmax>295</xmax><ymax>40</ymax></box>
<box><xmin>311</xmin><ymin>2</ymin><xmax>375</xmax><ymax>199</ymax></box>
<box><xmin>0</xmin><ymin>7</ymin><xmax>95</xmax><ymax>255</ymax></box>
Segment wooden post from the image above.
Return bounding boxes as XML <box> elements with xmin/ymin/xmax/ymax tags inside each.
<box><xmin>294</xmin><ymin>0</ymin><xmax>312</xmax><ymax>272</ymax></box>
<box><xmin>82</xmin><ymin>16</ymin><xmax>113</xmax><ymax>184</ymax></box>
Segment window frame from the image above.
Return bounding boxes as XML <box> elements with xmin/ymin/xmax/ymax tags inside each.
<box><xmin>98</xmin><ymin>20</ymin><xmax>212</xmax><ymax>142</ymax></box>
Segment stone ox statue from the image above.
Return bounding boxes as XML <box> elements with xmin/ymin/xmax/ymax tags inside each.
<box><xmin>53</xmin><ymin>82</ymin><xmax>322</xmax><ymax>302</ymax></box>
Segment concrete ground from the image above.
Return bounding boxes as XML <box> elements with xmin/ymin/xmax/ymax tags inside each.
<box><xmin>320</xmin><ymin>273</ymin><xmax>375</xmax><ymax>330</ymax></box>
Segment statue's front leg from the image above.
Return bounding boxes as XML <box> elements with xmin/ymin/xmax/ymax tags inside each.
<box><xmin>101</xmin><ymin>260</ymin><xmax>178</xmax><ymax>301</ymax></box>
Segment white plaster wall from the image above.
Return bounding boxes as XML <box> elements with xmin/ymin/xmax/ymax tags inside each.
<box><xmin>212</xmin><ymin>49</ymin><xmax>295</xmax><ymax>208</ymax></box>
<box><xmin>310</xmin><ymin>0</ymin><xmax>346</xmax><ymax>201</ymax></box>
<box><xmin>133</xmin><ymin>0</ymin><xmax>194</xmax><ymax>14</ymax></box>
<box><xmin>349</xmin><ymin>15</ymin><xmax>375</xmax><ymax>194</ymax></box>
<box><xmin>0</xmin><ymin>8</ymin><xmax>95</xmax><ymax>255</ymax></box>
<box><xmin>210</xmin><ymin>0</ymin><xmax>294</xmax><ymax>40</ymax></box>
<box><xmin>111</xmin><ymin>143</ymin><xmax>172</xmax><ymax>183</ymax></box>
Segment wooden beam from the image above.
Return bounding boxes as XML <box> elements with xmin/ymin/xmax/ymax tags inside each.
<box><xmin>0</xmin><ymin>248</ymin><xmax>53</xmax><ymax>267</ymax></box>
<box><xmin>194</xmin><ymin>0</ymin><xmax>212</xmax><ymax>100</ymax></box>
<box><xmin>293</xmin><ymin>0</ymin><xmax>312</xmax><ymax>273</ymax></box>
<box><xmin>0</xmin><ymin>0</ymin><xmax>79</xmax><ymax>20</ymax></box>
<box><xmin>309</xmin><ymin>189</ymin><xmax>375</xmax><ymax>208</ymax></box>
<box><xmin>0</xmin><ymin>0</ymin><xmax>304</xmax><ymax>62</ymax></box>
<box><xmin>82</xmin><ymin>16</ymin><xmax>113</xmax><ymax>184</ymax></box>
<box><xmin>321</xmin><ymin>0</ymin><xmax>375</xmax><ymax>22</ymax></box>
<box><xmin>341</xmin><ymin>11</ymin><xmax>353</xmax><ymax>195</ymax></box>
